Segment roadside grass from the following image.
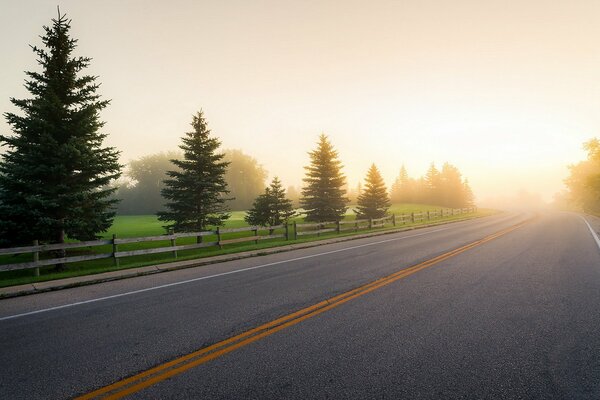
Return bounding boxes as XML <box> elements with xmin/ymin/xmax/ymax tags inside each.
<box><xmin>0</xmin><ymin>205</ymin><xmax>497</xmax><ymax>288</ymax></box>
<box><xmin>101</xmin><ymin>206</ymin><xmax>445</xmax><ymax>238</ymax></box>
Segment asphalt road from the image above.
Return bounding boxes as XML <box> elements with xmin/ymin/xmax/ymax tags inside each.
<box><xmin>1</xmin><ymin>211</ymin><xmax>599</xmax><ymax>399</ymax></box>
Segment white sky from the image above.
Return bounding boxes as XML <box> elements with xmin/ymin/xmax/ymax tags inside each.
<box><xmin>2</xmin><ymin>0</ymin><xmax>600</xmax><ymax>202</ymax></box>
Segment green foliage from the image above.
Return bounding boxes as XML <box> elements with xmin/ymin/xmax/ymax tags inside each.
<box><xmin>301</xmin><ymin>134</ymin><xmax>349</xmax><ymax>222</ymax></box>
<box><xmin>224</xmin><ymin>149</ymin><xmax>268</xmax><ymax>210</ymax></box>
<box><xmin>0</xmin><ymin>12</ymin><xmax>121</xmax><ymax>246</ymax></box>
<box><xmin>157</xmin><ymin>110</ymin><xmax>231</xmax><ymax>231</ymax></box>
<box><xmin>565</xmin><ymin>138</ymin><xmax>600</xmax><ymax>214</ymax></box>
<box><xmin>245</xmin><ymin>177</ymin><xmax>296</xmax><ymax>226</ymax></box>
<box><xmin>117</xmin><ymin>151</ymin><xmax>180</xmax><ymax>214</ymax></box>
<box><xmin>355</xmin><ymin>164</ymin><xmax>391</xmax><ymax>219</ymax></box>
<box><xmin>115</xmin><ymin>149</ymin><xmax>266</xmax><ymax>214</ymax></box>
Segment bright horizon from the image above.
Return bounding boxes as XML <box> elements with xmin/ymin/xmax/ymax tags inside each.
<box><xmin>2</xmin><ymin>0</ymin><xmax>599</xmax><ymax>203</ymax></box>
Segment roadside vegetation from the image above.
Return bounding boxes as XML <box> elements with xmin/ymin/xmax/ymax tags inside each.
<box><xmin>0</xmin><ymin>205</ymin><xmax>495</xmax><ymax>288</ymax></box>
<box><xmin>561</xmin><ymin>138</ymin><xmax>600</xmax><ymax>215</ymax></box>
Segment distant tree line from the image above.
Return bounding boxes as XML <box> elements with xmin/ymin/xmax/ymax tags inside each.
<box><xmin>116</xmin><ymin>148</ymin><xmax>267</xmax><ymax>215</ymax></box>
<box><xmin>390</xmin><ymin>163</ymin><xmax>474</xmax><ymax>208</ymax></box>
<box><xmin>564</xmin><ymin>138</ymin><xmax>600</xmax><ymax>214</ymax></box>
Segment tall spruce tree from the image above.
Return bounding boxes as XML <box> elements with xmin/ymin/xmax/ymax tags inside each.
<box><xmin>157</xmin><ymin>110</ymin><xmax>231</xmax><ymax>233</ymax></box>
<box><xmin>355</xmin><ymin>164</ymin><xmax>391</xmax><ymax>219</ymax></box>
<box><xmin>390</xmin><ymin>165</ymin><xmax>414</xmax><ymax>204</ymax></box>
<box><xmin>245</xmin><ymin>177</ymin><xmax>295</xmax><ymax>226</ymax></box>
<box><xmin>423</xmin><ymin>163</ymin><xmax>442</xmax><ymax>204</ymax></box>
<box><xmin>0</xmin><ymin>11</ymin><xmax>121</xmax><ymax>247</ymax></box>
<box><xmin>301</xmin><ymin>134</ymin><xmax>349</xmax><ymax>222</ymax></box>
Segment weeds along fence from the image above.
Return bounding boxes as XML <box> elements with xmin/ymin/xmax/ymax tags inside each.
<box><xmin>0</xmin><ymin>207</ymin><xmax>477</xmax><ymax>274</ymax></box>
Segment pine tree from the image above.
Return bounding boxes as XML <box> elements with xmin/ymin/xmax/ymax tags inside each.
<box><xmin>463</xmin><ymin>179</ymin><xmax>475</xmax><ymax>207</ymax></box>
<box><xmin>390</xmin><ymin>176</ymin><xmax>402</xmax><ymax>204</ymax></box>
<box><xmin>157</xmin><ymin>110</ymin><xmax>231</xmax><ymax>233</ymax></box>
<box><xmin>245</xmin><ymin>177</ymin><xmax>295</xmax><ymax>226</ymax></box>
<box><xmin>0</xmin><ymin>11</ymin><xmax>121</xmax><ymax>247</ymax></box>
<box><xmin>301</xmin><ymin>134</ymin><xmax>349</xmax><ymax>222</ymax></box>
<box><xmin>355</xmin><ymin>164</ymin><xmax>391</xmax><ymax>219</ymax></box>
<box><xmin>268</xmin><ymin>177</ymin><xmax>296</xmax><ymax>224</ymax></box>
<box><xmin>244</xmin><ymin>192</ymin><xmax>271</xmax><ymax>227</ymax></box>
<box><xmin>390</xmin><ymin>165</ymin><xmax>413</xmax><ymax>203</ymax></box>
<box><xmin>423</xmin><ymin>163</ymin><xmax>442</xmax><ymax>204</ymax></box>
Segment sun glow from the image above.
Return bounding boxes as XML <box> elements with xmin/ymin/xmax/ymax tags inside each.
<box><xmin>1</xmin><ymin>0</ymin><xmax>599</xmax><ymax>204</ymax></box>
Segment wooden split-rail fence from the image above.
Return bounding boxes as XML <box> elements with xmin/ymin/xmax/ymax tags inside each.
<box><xmin>0</xmin><ymin>207</ymin><xmax>477</xmax><ymax>274</ymax></box>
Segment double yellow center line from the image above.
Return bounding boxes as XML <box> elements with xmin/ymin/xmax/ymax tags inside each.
<box><xmin>77</xmin><ymin>217</ymin><xmax>533</xmax><ymax>399</ymax></box>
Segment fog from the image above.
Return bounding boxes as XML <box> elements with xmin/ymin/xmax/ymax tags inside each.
<box><xmin>2</xmin><ymin>0</ymin><xmax>599</xmax><ymax>203</ymax></box>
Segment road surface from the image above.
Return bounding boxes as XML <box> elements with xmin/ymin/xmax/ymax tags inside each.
<box><xmin>1</xmin><ymin>211</ymin><xmax>599</xmax><ymax>399</ymax></box>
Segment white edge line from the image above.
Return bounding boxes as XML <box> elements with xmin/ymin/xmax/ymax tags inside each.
<box><xmin>0</xmin><ymin>227</ymin><xmax>452</xmax><ymax>322</ymax></box>
<box><xmin>580</xmin><ymin>216</ymin><xmax>600</xmax><ymax>250</ymax></box>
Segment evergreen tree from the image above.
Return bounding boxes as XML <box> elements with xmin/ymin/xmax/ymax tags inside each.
<box><xmin>157</xmin><ymin>110</ymin><xmax>231</xmax><ymax>233</ymax></box>
<box><xmin>301</xmin><ymin>134</ymin><xmax>349</xmax><ymax>222</ymax></box>
<box><xmin>355</xmin><ymin>164</ymin><xmax>391</xmax><ymax>219</ymax></box>
<box><xmin>440</xmin><ymin>162</ymin><xmax>465</xmax><ymax>208</ymax></box>
<box><xmin>390</xmin><ymin>175</ymin><xmax>402</xmax><ymax>203</ymax></box>
<box><xmin>463</xmin><ymin>179</ymin><xmax>475</xmax><ymax>207</ymax></box>
<box><xmin>244</xmin><ymin>192</ymin><xmax>271</xmax><ymax>227</ymax></box>
<box><xmin>245</xmin><ymin>177</ymin><xmax>295</xmax><ymax>226</ymax></box>
<box><xmin>0</xmin><ymin>12</ymin><xmax>121</xmax><ymax>247</ymax></box>
<box><xmin>390</xmin><ymin>165</ymin><xmax>414</xmax><ymax>203</ymax></box>
<box><xmin>423</xmin><ymin>163</ymin><xmax>442</xmax><ymax>204</ymax></box>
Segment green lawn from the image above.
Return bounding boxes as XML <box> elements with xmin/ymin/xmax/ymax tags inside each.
<box><xmin>0</xmin><ymin>205</ymin><xmax>496</xmax><ymax>289</ymax></box>
<box><xmin>103</xmin><ymin>205</ymin><xmax>445</xmax><ymax>238</ymax></box>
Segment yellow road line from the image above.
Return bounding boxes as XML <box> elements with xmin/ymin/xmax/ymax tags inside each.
<box><xmin>76</xmin><ymin>217</ymin><xmax>533</xmax><ymax>400</ymax></box>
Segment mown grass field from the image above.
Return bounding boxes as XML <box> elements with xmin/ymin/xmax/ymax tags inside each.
<box><xmin>0</xmin><ymin>204</ymin><xmax>497</xmax><ymax>288</ymax></box>
<box><xmin>104</xmin><ymin>205</ymin><xmax>443</xmax><ymax>238</ymax></box>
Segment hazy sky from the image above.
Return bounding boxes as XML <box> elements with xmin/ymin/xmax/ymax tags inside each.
<box><xmin>2</xmin><ymin>0</ymin><xmax>600</xmax><ymax>202</ymax></box>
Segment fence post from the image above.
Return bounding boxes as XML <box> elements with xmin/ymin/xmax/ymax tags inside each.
<box><xmin>33</xmin><ymin>240</ymin><xmax>39</xmax><ymax>277</ymax></box>
<box><xmin>254</xmin><ymin>226</ymin><xmax>259</xmax><ymax>244</ymax></box>
<box><xmin>112</xmin><ymin>234</ymin><xmax>119</xmax><ymax>267</ymax></box>
<box><xmin>427</xmin><ymin>211</ymin><xmax>430</xmax><ymax>220</ymax></box>
<box><xmin>285</xmin><ymin>223</ymin><xmax>289</xmax><ymax>240</ymax></box>
<box><xmin>440</xmin><ymin>208</ymin><xmax>444</xmax><ymax>218</ymax></box>
<box><xmin>217</xmin><ymin>227</ymin><xmax>222</xmax><ymax>249</ymax></box>
<box><xmin>369</xmin><ymin>218</ymin><xmax>373</xmax><ymax>229</ymax></box>
<box><xmin>392</xmin><ymin>214</ymin><xmax>396</xmax><ymax>226</ymax></box>
<box><xmin>169</xmin><ymin>228</ymin><xmax>177</xmax><ymax>259</ymax></box>
<box><xmin>293</xmin><ymin>222</ymin><xmax>297</xmax><ymax>240</ymax></box>
<box><xmin>411</xmin><ymin>212</ymin><xmax>415</xmax><ymax>223</ymax></box>
<box><xmin>336</xmin><ymin>220</ymin><xmax>341</xmax><ymax>234</ymax></box>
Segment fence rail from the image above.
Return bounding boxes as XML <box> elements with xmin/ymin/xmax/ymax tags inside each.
<box><xmin>0</xmin><ymin>207</ymin><xmax>476</xmax><ymax>273</ymax></box>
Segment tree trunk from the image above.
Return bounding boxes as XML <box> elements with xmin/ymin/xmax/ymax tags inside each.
<box><xmin>54</xmin><ymin>226</ymin><xmax>66</xmax><ymax>272</ymax></box>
